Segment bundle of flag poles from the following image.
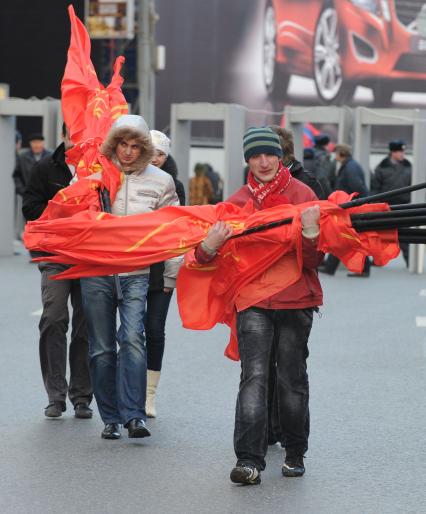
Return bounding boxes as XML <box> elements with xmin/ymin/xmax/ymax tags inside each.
<box><xmin>231</xmin><ymin>181</ymin><xmax>426</xmax><ymax>244</ymax></box>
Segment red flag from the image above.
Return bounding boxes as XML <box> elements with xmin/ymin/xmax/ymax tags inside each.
<box><xmin>24</xmin><ymin>195</ymin><xmax>400</xmax><ymax>359</ymax></box>
<box><xmin>35</xmin><ymin>6</ymin><xmax>128</xmax><ymax>223</ymax></box>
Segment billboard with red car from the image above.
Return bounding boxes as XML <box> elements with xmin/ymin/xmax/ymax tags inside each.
<box><xmin>155</xmin><ymin>0</ymin><xmax>426</xmax><ymax>132</ymax></box>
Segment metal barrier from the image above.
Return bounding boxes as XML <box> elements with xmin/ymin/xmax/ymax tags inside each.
<box><xmin>0</xmin><ymin>98</ymin><xmax>60</xmax><ymax>256</ymax></box>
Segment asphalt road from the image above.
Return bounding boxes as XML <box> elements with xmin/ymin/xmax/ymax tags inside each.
<box><xmin>1</xmin><ymin>244</ymin><xmax>426</xmax><ymax>514</ymax></box>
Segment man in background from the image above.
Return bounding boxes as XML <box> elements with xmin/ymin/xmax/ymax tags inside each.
<box><xmin>13</xmin><ymin>133</ymin><xmax>51</xmax><ymax>196</ymax></box>
<box><xmin>312</xmin><ymin>133</ymin><xmax>336</xmax><ymax>192</ymax></box>
<box><xmin>22</xmin><ymin>124</ymin><xmax>92</xmax><ymax>419</ymax></box>
<box><xmin>371</xmin><ymin>140</ymin><xmax>412</xmax><ymax>265</ymax></box>
<box><xmin>319</xmin><ymin>144</ymin><xmax>370</xmax><ymax>277</ymax></box>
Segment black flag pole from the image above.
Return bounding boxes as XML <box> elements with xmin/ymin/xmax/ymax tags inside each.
<box><xmin>230</xmin><ymin>182</ymin><xmax>426</xmax><ymax>241</ymax></box>
<box><xmin>338</xmin><ymin>181</ymin><xmax>426</xmax><ymax>209</ymax></box>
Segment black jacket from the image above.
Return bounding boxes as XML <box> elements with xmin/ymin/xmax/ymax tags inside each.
<box><xmin>149</xmin><ymin>154</ymin><xmax>185</xmax><ymax>292</ymax></box>
<box><xmin>13</xmin><ymin>148</ymin><xmax>52</xmax><ymax>196</ymax></box>
<box><xmin>371</xmin><ymin>157</ymin><xmax>412</xmax><ymax>204</ymax></box>
<box><xmin>335</xmin><ymin>157</ymin><xmax>369</xmax><ymax>197</ymax></box>
<box><xmin>161</xmin><ymin>155</ymin><xmax>186</xmax><ymax>206</ymax></box>
<box><xmin>311</xmin><ymin>146</ymin><xmax>336</xmax><ymax>191</ymax></box>
<box><xmin>289</xmin><ymin>159</ymin><xmax>328</xmax><ymax>200</ymax></box>
<box><xmin>22</xmin><ymin>143</ymin><xmax>72</xmax><ymax>221</ymax></box>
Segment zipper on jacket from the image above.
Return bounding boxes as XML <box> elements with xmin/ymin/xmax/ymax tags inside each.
<box><xmin>124</xmin><ymin>175</ymin><xmax>129</xmax><ymax>216</ymax></box>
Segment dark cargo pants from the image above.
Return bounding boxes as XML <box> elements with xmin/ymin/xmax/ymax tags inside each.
<box><xmin>38</xmin><ymin>262</ymin><xmax>92</xmax><ymax>406</ymax></box>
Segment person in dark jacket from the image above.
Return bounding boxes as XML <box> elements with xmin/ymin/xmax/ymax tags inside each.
<box><xmin>334</xmin><ymin>144</ymin><xmax>368</xmax><ymax>197</ymax></box>
<box><xmin>303</xmin><ymin>147</ymin><xmax>332</xmax><ymax>198</ymax></box>
<box><xmin>146</xmin><ymin>130</ymin><xmax>185</xmax><ymax>417</ymax></box>
<box><xmin>371</xmin><ymin>140</ymin><xmax>412</xmax><ymax>265</ymax></box>
<box><xmin>13</xmin><ymin>133</ymin><xmax>52</xmax><ymax>196</ymax></box>
<box><xmin>319</xmin><ymin>143</ymin><xmax>370</xmax><ymax>277</ymax></box>
<box><xmin>371</xmin><ymin>140</ymin><xmax>411</xmax><ymax>201</ymax></box>
<box><xmin>195</xmin><ymin>127</ymin><xmax>323</xmax><ymax>485</ymax></box>
<box><xmin>204</xmin><ymin>163</ymin><xmax>223</xmax><ymax>203</ymax></box>
<box><xmin>22</xmin><ymin>124</ymin><xmax>92</xmax><ymax>419</ymax></box>
<box><xmin>266</xmin><ymin>126</ymin><xmax>326</xmax><ymax>448</ymax></box>
<box><xmin>312</xmin><ymin>133</ymin><xmax>336</xmax><ymax>191</ymax></box>
<box><xmin>270</xmin><ymin>126</ymin><xmax>328</xmax><ymax>200</ymax></box>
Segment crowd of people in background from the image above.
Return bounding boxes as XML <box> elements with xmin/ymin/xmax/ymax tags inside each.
<box><xmin>11</xmin><ymin>117</ymin><xmax>412</xmax><ymax>485</ymax></box>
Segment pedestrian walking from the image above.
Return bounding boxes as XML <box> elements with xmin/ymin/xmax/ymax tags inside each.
<box><xmin>371</xmin><ymin>139</ymin><xmax>412</xmax><ymax>265</ymax></box>
<box><xmin>319</xmin><ymin>143</ymin><xmax>371</xmax><ymax>277</ymax></box>
<box><xmin>145</xmin><ymin>130</ymin><xmax>185</xmax><ymax>418</ymax></box>
<box><xmin>195</xmin><ymin>127</ymin><xmax>323</xmax><ymax>484</ymax></box>
<box><xmin>267</xmin><ymin>125</ymin><xmax>327</xmax><ymax>446</ymax></box>
<box><xmin>22</xmin><ymin>124</ymin><xmax>92</xmax><ymax>419</ymax></box>
<box><xmin>79</xmin><ymin>115</ymin><xmax>182</xmax><ymax>440</ymax></box>
<box><xmin>270</xmin><ymin>125</ymin><xmax>327</xmax><ymax>200</ymax></box>
<box><xmin>312</xmin><ymin>133</ymin><xmax>336</xmax><ymax>192</ymax></box>
<box><xmin>204</xmin><ymin>163</ymin><xmax>223</xmax><ymax>204</ymax></box>
<box><xmin>13</xmin><ymin>133</ymin><xmax>51</xmax><ymax>196</ymax></box>
<box><xmin>189</xmin><ymin>163</ymin><xmax>214</xmax><ymax>205</ymax></box>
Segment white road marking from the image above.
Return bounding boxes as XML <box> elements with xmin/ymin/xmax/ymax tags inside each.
<box><xmin>416</xmin><ymin>316</ymin><xmax>426</xmax><ymax>327</ymax></box>
<box><xmin>419</xmin><ymin>290</ymin><xmax>426</xmax><ymax>296</ymax></box>
<box><xmin>31</xmin><ymin>308</ymin><xmax>43</xmax><ymax>316</ymax></box>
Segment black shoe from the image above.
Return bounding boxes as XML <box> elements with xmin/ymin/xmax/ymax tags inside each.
<box><xmin>44</xmin><ymin>401</ymin><xmax>66</xmax><ymax>418</ymax></box>
<box><xmin>74</xmin><ymin>402</ymin><xmax>93</xmax><ymax>419</ymax></box>
<box><xmin>101</xmin><ymin>423</ymin><xmax>121</xmax><ymax>440</ymax></box>
<box><xmin>230</xmin><ymin>465</ymin><xmax>261</xmax><ymax>485</ymax></box>
<box><xmin>126</xmin><ymin>418</ymin><xmax>151</xmax><ymax>438</ymax></box>
<box><xmin>317</xmin><ymin>265</ymin><xmax>335</xmax><ymax>276</ymax></box>
<box><xmin>282</xmin><ymin>455</ymin><xmax>305</xmax><ymax>477</ymax></box>
<box><xmin>347</xmin><ymin>272</ymin><xmax>369</xmax><ymax>278</ymax></box>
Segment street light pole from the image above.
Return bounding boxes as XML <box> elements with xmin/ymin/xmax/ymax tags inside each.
<box><xmin>137</xmin><ymin>0</ymin><xmax>155</xmax><ymax>127</ymax></box>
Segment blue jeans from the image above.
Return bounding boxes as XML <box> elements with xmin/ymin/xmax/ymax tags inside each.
<box><xmin>80</xmin><ymin>274</ymin><xmax>150</xmax><ymax>425</ymax></box>
<box><xmin>234</xmin><ymin>307</ymin><xmax>313</xmax><ymax>471</ymax></box>
<box><xmin>145</xmin><ymin>289</ymin><xmax>173</xmax><ymax>371</ymax></box>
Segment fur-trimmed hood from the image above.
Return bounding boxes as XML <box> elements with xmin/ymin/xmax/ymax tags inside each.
<box><xmin>100</xmin><ymin>115</ymin><xmax>154</xmax><ymax>172</ymax></box>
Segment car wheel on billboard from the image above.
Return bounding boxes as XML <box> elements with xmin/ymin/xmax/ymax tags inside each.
<box><xmin>313</xmin><ymin>4</ymin><xmax>354</xmax><ymax>105</ymax></box>
<box><xmin>263</xmin><ymin>0</ymin><xmax>290</xmax><ymax>100</ymax></box>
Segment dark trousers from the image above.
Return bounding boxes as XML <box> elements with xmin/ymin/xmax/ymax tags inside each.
<box><xmin>324</xmin><ymin>254</ymin><xmax>371</xmax><ymax>274</ymax></box>
<box><xmin>400</xmin><ymin>242</ymin><xmax>409</xmax><ymax>266</ymax></box>
<box><xmin>234</xmin><ymin>307</ymin><xmax>313</xmax><ymax>471</ymax></box>
<box><xmin>38</xmin><ymin>263</ymin><xmax>92</xmax><ymax>406</ymax></box>
<box><xmin>145</xmin><ymin>289</ymin><xmax>173</xmax><ymax>371</ymax></box>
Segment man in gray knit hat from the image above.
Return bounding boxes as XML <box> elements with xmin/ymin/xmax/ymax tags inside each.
<box><xmin>195</xmin><ymin>127</ymin><xmax>324</xmax><ymax>485</ymax></box>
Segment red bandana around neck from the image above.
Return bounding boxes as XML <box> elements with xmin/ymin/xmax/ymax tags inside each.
<box><xmin>247</xmin><ymin>161</ymin><xmax>292</xmax><ymax>208</ymax></box>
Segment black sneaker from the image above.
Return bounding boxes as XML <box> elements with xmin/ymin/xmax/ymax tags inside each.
<box><xmin>282</xmin><ymin>455</ymin><xmax>305</xmax><ymax>477</ymax></box>
<box><xmin>230</xmin><ymin>465</ymin><xmax>261</xmax><ymax>485</ymax></box>
<box><xmin>74</xmin><ymin>402</ymin><xmax>93</xmax><ymax>419</ymax></box>
<box><xmin>44</xmin><ymin>402</ymin><xmax>66</xmax><ymax>418</ymax></box>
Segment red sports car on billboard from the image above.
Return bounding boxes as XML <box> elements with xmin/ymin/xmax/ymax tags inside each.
<box><xmin>263</xmin><ymin>0</ymin><xmax>426</xmax><ymax>104</ymax></box>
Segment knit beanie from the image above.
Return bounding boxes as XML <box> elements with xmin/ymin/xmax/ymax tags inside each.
<box><xmin>243</xmin><ymin>127</ymin><xmax>283</xmax><ymax>162</ymax></box>
<box><xmin>150</xmin><ymin>129</ymin><xmax>171</xmax><ymax>156</ymax></box>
